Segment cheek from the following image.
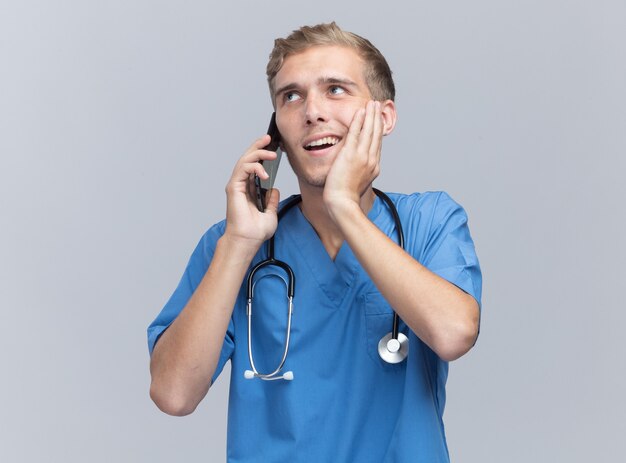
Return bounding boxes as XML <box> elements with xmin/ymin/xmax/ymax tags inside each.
<box><xmin>275</xmin><ymin>118</ymin><xmax>296</xmax><ymax>151</ymax></box>
<box><xmin>278</xmin><ymin>130</ymin><xmax>297</xmax><ymax>151</ymax></box>
<box><xmin>335</xmin><ymin>103</ymin><xmax>366</xmax><ymax>128</ymax></box>
<box><xmin>275</xmin><ymin>112</ymin><xmax>288</xmax><ymax>132</ymax></box>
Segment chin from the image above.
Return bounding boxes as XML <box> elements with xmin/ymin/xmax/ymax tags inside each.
<box><xmin>294</xmin><ymin>171</ymin><xmax>327</xmax><ymax>189</ymax></box>
<box><xmin>286</xmin><ymin>155</ymin><xmax>329</xmax><ymax>189</ymax></box>
<box><xmin>304</xmin><ymin>177</ymin><xmax>327</xmax><ymax>189</ymax></box>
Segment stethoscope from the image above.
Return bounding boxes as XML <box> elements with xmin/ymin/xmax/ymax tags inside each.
<box><xmin>243</xmin><ymin>188</ymin><xmax>409</xmax><ymax>381</ymax></box>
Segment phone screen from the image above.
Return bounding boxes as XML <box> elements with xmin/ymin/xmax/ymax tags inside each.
<box><xmin>254</xmin><ymin>112</ymin><xmax>283</xmax><ymax>211</ymax></box>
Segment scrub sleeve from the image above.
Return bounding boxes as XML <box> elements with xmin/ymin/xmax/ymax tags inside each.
<box><xmin>146</xmin><ymin>220</ymin><xmax>234</xmax><ymax>384</ymax></box>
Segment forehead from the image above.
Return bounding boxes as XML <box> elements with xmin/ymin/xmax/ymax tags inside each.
<box><xmin>273</xmin><ymin>45</ymin><xmax>367</xmax><ymax>89</ymax></box>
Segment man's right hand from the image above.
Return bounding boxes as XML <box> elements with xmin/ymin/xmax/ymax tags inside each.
<box><xmin>224</xmin><ymin>134</ymin><xmax>281</xmax><ymax>250</ymax></box>
<box><xmin>150</xmin><ymin>135</ymin><xmax>283</xmax><ymax>416</ymax></box>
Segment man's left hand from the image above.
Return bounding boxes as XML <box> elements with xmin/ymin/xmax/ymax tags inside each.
<box><xmin>323</xmin><ymin>100</ymin><xmax>384</xmax><ymax>216</ymax></box>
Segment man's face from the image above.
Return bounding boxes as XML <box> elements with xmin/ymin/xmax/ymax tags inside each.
<box><xmin>272</xmin><ymin>45</ymin><xmax>373</xmax><ymax>189</ymax></box>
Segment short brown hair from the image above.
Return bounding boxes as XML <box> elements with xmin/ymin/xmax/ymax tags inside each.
<box><xmin>267</xmin><ymin>22</ymin><xmax>395</xmax><ymax>103</ymax></box>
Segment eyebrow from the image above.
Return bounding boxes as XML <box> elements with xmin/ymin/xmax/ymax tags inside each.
<box><xmin>319</xmin><ymin>76</ymin><xmax>358</xmax><ymax>88</ymax></box>
<box><xmin>274</xmin><ymin>76</ymin><xmax>359</xmax><ymax>99</ymax></box>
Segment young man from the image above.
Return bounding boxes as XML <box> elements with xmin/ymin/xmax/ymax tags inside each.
<box><xmin>148</xmin><ymin>23</ymin><xmax>482</xmax><ymax>462</ymax></box>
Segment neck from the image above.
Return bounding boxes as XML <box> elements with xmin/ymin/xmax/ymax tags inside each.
<box><xmin>298</xmin><ymin>184</ymin><xmax>376</xmax><ymax>260</ymax></box>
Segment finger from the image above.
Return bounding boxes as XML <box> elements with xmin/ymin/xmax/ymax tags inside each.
<box><xmin>241</xmin><ymin>148</ymin><xmax>278</xmax><ymax>166</ymax></box>
<box><xmin>245</xmin><ymin>134</ymin><xmax>272</xmax><ymax>154</ymax></box>
<box><xmin>358</xmin><ymin>101</ymin><xmax>376</xmax><ymax>153</ymax></box>
<box><xmin>229</xmin><ymin>161</ymin><xmax>270</xmax><ymax>192</ymax></box>
<box><xmin>370</xmin><ymin>101</ymin><xmax>384</xmax><ymax>160</ymax></box>
<box><xmin>344</xmin><ymin>107</ymin><xmax>366</xmax><ymax>149</ymax></box>
<box><xmin>237</xmin><ymin>135</ymin><xmax>277</xmax><ymax>167</ymax></box>
<box><xmin>234</xmin><ymin>150</ymin><xmax>276</xmax><ymax>185</ymax></box>
<box><xmin>241</xmin><ymin>161</ymin><xmax>269</xmax><ymax>179</ymax></box>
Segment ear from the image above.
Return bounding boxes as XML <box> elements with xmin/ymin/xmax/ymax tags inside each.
<box><xmin>380</xmin><ymin>100</ymin><xmax>397</xmax><ymax>136</ymax></box>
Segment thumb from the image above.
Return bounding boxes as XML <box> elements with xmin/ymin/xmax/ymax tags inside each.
<box><xmin>265</xmin><ymin>188</ymin><xmax>281</xmax><ymax>215</ymax></box>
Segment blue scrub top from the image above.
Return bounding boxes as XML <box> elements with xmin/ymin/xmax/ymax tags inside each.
<box><xmin>148</xmin><ymin>191</ymin><xmax>482</xmax><ymax>463</ymax></box>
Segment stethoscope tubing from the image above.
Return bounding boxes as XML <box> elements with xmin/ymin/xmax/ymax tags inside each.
<box><xmin>372</xmin><ymin>189</ymin><xmax>404</xmax><ymax>340</ymax></box>
<box><xmin>245</xmin><ymin>189</ymin><xmax>407</xmax><ymax>380</ymax></box>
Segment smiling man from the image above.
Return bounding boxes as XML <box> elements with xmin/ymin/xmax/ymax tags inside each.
<box><xmin>148</xmin><ymin>23</ymin><xmax>482</xmax><ymax>462</ymax></box>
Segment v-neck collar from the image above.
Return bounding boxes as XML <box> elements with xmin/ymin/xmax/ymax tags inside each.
<box><xmin>280</xmin><ymin>195</ymin><xmax>384</xmax><ymax>309</ymax></box>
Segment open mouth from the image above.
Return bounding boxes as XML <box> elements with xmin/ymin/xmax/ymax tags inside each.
<box><xmin>304</xmin><ymin>136</ymin><xmax>340</xmax><ymax>151</ymax></box>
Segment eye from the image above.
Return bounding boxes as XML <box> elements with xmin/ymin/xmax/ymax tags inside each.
<box><xmin>284</xmin><ymin>92</ymin><xmax>301</xmax><ymax>102</ymax></box>
<box><xmin>329</xmin><ymin>86</ymin><xmax>345</xmax><ymax>96</ymax></box>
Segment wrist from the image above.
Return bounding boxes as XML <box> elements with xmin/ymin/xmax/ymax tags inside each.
<box><xmin>324</xmin><ymin>187</ymin><xmax>358</xmax><ymax>210</ymax></box>
<box><xmin>325</xmin><ymin>187</ymin><xmax>375</xmax><ymax>225</ymax></box>
<box><xmin>217</xmin><ymin>233</ymin><xmax>263</xmax><ymax>261</ymax></box>
<box><xmin>325</xmin><ymin>196</ymin><xmax>364</xmax><ymax>228</ymax></box>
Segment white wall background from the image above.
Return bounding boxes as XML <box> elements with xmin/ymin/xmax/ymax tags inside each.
<box><xmin>1</xmin><ymin>1</ymin><xmax>624</xmax><ymax>461</ymax></box>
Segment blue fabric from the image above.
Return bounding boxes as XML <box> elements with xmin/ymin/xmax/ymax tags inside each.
<box><xmin>148</xmin><ymin>191</ymin><xmax>482</xmax><ymax>462</ymax></box>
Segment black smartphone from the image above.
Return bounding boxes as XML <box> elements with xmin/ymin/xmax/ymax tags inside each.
<box><xmin>254</xmin><ymin>112</ymin><xmax>283</xmax><ymax>211</ymax></box>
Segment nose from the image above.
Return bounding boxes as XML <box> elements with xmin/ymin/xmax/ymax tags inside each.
<box><xmin>304</xmin><ymin>93</ymin><xmax>328</xmax><ymax>125</ymax></box>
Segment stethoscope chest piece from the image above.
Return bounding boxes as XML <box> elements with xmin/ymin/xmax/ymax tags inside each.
<box><xmin>378</xmin><ymin>332</ymin><xmax>409</xmax><ymax>364</ymax></box>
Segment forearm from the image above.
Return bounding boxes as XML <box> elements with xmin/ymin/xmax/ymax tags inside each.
<box><xmin>149</xmin><ymin>234</ymin><xmax>258</xmax><ymax>415</ymax></box>
<box><xmin>330</xmin><ymin>200</ymin><xmax>479</xmax><ymax>361</ymax></box>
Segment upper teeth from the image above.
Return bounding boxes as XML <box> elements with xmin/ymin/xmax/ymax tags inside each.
<box><xmin>306</xmin><ymin>137</ymin><xmax>339</xmax><ymax>148</ymax></box>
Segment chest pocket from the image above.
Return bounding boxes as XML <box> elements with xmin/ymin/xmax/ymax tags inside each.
<box><xmin>363</xmin><ymin>292</ymin><xmax>408</xmax><ymax>371</ymax></box>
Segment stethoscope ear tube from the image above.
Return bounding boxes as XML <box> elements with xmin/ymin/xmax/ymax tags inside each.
<box><xmin>247</xmin><ymin>259</ymin><xmax>295</xmax><ymax>300</ymax></box>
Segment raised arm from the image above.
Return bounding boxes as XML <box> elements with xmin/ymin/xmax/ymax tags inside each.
<box><xmin>324</xmin><ymin>101</ymin><xmax>479</xmax><ymax>361</ymax></box>
<box><xmin>327</xmin><ymin>200</ymin><xmax>479</xmax><ymax>361</ymax></box>
<box><xmin>149</xmin><ymin>135</ymin><xmax>280</xmax><ymax>416</ymax></box>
